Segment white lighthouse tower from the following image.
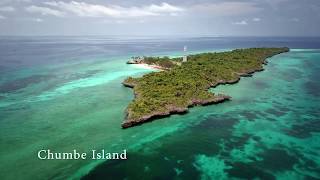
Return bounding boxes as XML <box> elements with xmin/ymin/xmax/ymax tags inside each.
<box><xmin>182</xmin><ymin>46</ymin><xmax>187</xmax><ymax>62</ymax></box>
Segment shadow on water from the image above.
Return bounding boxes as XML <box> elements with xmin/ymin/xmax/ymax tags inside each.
<box><xmin>0</xmin><ymin>69</ymin><xmax>103</xmax><ymax>94</ymax></box>
<box><xmin>284</xmin><ymin>119</ymin><xmax>320</xmax><ymax>139</ymax></box>
<box><xmin>305</xmin><ymin>81</ymin><xmax>320</xmax><ymax>97</ymax></box>
<box><xmin>0</xmin><ymin>75</ymin><xmax>53</xmax><ymax>93</ymax></box>
<box><xmin>82</xmin><ymin>114</ymin><xmax>238</xmax><ymax>180</ymax></box>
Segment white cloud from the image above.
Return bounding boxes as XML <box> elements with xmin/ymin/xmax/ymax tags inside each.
<box><xmin>253</xmin><ymin>18</ymin><xmax>261</xmax><ymax>22</ymax></box>
<box><xmin>232</xmin><ymin>20</ymin><xmax>248</xmax><ymax>25</ymax></box>
<box><xmin>25</xmin><ymin>5</ymin><xmax>64</xmax><ymax>17</ymax></box>
<box><xmin>138</xmin><ymin>19</ymin><xmax>145</xmax><ymax>23</ymax></box>
<box><xmin>0</xmin><ymin>0</ymin><xmax>30</xmax><ymax>5</ymax></box>
<box><xmin>115</xmin><ymin>20</ymin><xmax>125</xmax><ymax>24</ymax></box>
<box><xmin>34</xmin><ymin>18</ymin><xmax>43</xmax><ymax>22</ymax></box>
<box><xmin>147</xmin><ymin>3</ymin><xmax>183</xmax><ymax>13</ymax></box>
<box><xmin>170</xmin><ymin>12</ymin><xmax>178</xmax><ymax>16</ymax></box>
<box><xmin>191</xmin><ymin>2</ymin><xmax>262</xmax><ymax>16</ymax></box>
<box><xmin>100</xmin><ymin>19</ymin><xmax>146</xmax><ymax>24</ymax></box>
<box><xmin>0</xmin><ymin>6</ymin><xmax>15</xmax><ymax>12</ymax></box>
<box><xmin>0</xmin><ymin>14</ymin><xmax>6</xmax><ymax>19</ymax></box>
<box><xmin>41</xmin><ymin>1</ymin><xmax>184</xmax><ymax>18</ymax></box>
<box><xmin>290</xmin><ymin>17</ymin><xmax>299</xmax><ymax>22</ymax></box>
<box><xmin>262</xmin><ymin>0</ymin><xmax>289</xmax><ymax>9</ymax></box>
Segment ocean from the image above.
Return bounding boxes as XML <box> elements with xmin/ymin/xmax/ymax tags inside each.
<box><xmin>0</xmin><ymin>36</ymin><xmax>319</xmax><ymax>179</ymax></box>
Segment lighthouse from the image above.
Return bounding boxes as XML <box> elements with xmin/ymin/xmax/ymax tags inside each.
<box><xmin>183</xmin><ymin>46</ymin><xmax>187</xmax><ymax>62</ymax></box>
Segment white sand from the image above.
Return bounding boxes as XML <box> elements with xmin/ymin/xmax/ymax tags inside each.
<box><xmin>131</xmin><ymin>64</ymin><xmax>163</xmax><ymax>70</ymax></box>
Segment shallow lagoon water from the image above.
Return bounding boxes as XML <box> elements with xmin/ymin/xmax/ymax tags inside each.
<box><xmin>0</xmin><ymin>37</ymin><xmax>319</xmax><ymax>179</ymax></box>
<box><xmin>82</xmin><ymin>49</ymin><xmax>320</xmax><ymax>180</ymax></box>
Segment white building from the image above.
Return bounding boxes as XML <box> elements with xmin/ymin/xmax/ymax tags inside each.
<box><xmin>183</xmin><ymin>46</ymin><xmax>188</xmax><ymax>62</ymax></box>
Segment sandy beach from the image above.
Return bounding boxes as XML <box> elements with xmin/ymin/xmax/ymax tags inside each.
<box><xmin>131</xmin><ymin>63</ymin><xmax>164</xmax><ymax>70</ymax></box>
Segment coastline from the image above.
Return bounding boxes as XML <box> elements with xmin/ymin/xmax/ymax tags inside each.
<box><xmin>122</xmin><ymin>60</ymin><xmax>262</xmax><ymax>128</ymax></box>
<box><xmin>1</xmin><ymin>35</ymin><xmax>320</xmax><ymax>180</ymax></box>
<box><xmin>122</xmin><ymin>48</ymin><xmax>289</xmax><ymax>128</ymax></box>
<box><xmin>77</xmin><ymin>47</ymin><xmax>320</xmax><ymax>179</ymax></box>
<box><xmin>131</xmin><ymin>63</ymin><xmax>164</xmax><ymax>70</ymax></box>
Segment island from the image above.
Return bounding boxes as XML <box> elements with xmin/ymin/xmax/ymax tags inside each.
<box><xmin>122</xmin><ymin>48</ymin><xmax>289</xmax><ymax>128</ymax></box>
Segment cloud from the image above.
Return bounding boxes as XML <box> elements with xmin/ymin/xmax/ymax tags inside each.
<box><xmin>100</xmin><ymin>19</ymin><xmax>146</xmax><ymax>24</ymax></box>
<box><xmin>0</xmin><ymin>14</ymin><xmax>6</xmax><ymax>19</ymax></box>
<box><xmin>0</xmin><ymin>0</ymin><xmax>31</xmax><ymax>5</ymax></box>
<box><xmin>41</xmin><ymin>1</ymin><xmax>184</xmax><ymax>18</ymax></box>
<box><xmin>262</xmin><ymin>0</ymin><xmax>290</xmax><ymax>9</ymax></box>
<box><xmin>34</xmin><ymin>18</ymin><xmax>43</xmax><ymax>22</ymax></box>
<box><xmin>25</xmin><ymin>5</ymin><xmax>64</xmax><ymax>17</ymax></box>
<box><xmin>252</xmin><ymin>18</ymin><xmax>261</xmax><ymax>22</ymax></box>
<box><xmin>290</xmin><ymin>17</ymin><xmax>299</xmax><ymax>22</ymax></box>
<box><xmin>147</xmin><ymin>3</ymin><xmax>183</xmax><ymax>13</ymax></box>
<box><xmin>190</xmin><ymin>2</ymin><xmax>262</xmax><ymax>16</ymax></box>
<box><xmin>232</xmin><ymin>20</ymin><xmax>248</xmax><ymax>25</ymax></box>
<box><xmin>0</xmin><ymin>6</ymin><xmax>15</xmax><ymax>12</ymax></box>
<box><xmin>115</xmin><ymin>20</ymin><xmax>125</xmax><ymax>24</ymax></box>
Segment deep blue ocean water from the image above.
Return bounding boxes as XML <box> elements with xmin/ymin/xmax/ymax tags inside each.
<box><xmin>0</xmin><ymin>36</ymin><xmax>319</xmax><ymax>180</ymax></box>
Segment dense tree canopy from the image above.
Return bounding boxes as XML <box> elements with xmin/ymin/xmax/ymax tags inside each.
<box><xmin>122</xmin><ymin>48</ymin><xmax>289</xmax><ymax>128</ymax></box>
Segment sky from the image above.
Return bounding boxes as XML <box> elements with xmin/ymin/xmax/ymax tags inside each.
<box><xmin>0</xmin><ymin>0</ymin><xmax>319</xmax><ymax>36</ymax></box>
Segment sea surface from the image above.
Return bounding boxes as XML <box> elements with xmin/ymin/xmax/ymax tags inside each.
<box><xmin>0</xmin><ymin>36</ymin><xmax>319</xmax><ymax>180</ymax></box>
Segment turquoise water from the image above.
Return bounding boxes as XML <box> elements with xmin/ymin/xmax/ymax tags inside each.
<box><xmin>82</xmin><ymin>49</ymin><xmax>320</xmax><ymax>179</ymax></box>
<box><xmin>0</xmin><ymin>37</ymin><xmax>320</xmax><ymax>179</ymax></box>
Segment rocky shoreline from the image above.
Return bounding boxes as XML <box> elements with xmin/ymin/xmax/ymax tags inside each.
<box><xmin>122</xmin><ymin>65</ymin><xmax>263</xmax><ymax>128</ymax></box>
<box><xmin>122</xmin><ymin>88</ymin><xmax>232</xmax><ymax>128</ymax></box>
<box><xmin>122</xmin><ymin>48</ymin><xmax>289</xmax><ymax>128</ymax></box>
